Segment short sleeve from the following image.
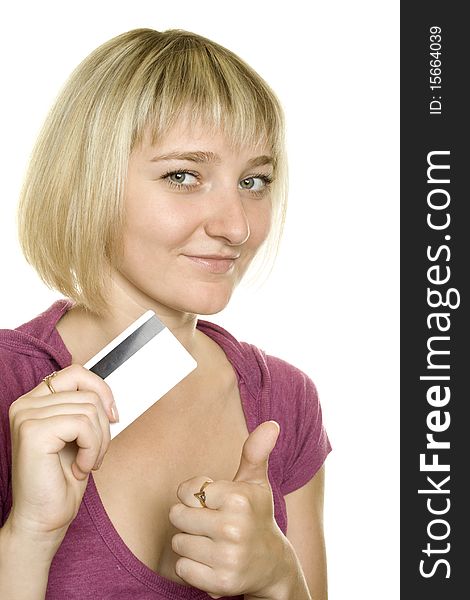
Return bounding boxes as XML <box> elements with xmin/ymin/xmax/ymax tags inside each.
<box><xmin>0</xmin><ymin>354</ymin><xmax>16</xmax><ymax>526</ymax></box>
<box><xmin>267</xmin><ymin>356</ymin><xmax>332</xmax><ymax>496</ymax></box>
<box><xmin>0</xmin><ymin>348</ymin><xmax>44</xmax><ymax>526</ymax></box>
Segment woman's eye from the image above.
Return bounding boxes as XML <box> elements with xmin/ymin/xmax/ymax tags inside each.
<box><xmin>239</xmin><ymin>176</ymin><xmax>270</xmax><ymax>192</ymax></box>
<box><xmin>164</xmin><ymin>171</ymin><xmax>198</xmax><ymax>187</ymax></box>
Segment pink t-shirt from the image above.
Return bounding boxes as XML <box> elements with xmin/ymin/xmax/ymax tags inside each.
<box><xmin>0</xmin><ymin>300</ymin><xmax>331</xmax><ymax>599</ymax></box>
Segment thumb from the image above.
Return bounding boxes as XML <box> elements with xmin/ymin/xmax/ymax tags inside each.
<box><xmin>233</xmin><ymin>420</ymin><xmax>280</xmax><ymax>485</ymax></box>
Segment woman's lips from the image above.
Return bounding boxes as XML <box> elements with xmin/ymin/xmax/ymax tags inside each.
<box><xmin>184</xmin><ymin>255</ymin><xmax>238</xmax><ymax>274</ymax></box>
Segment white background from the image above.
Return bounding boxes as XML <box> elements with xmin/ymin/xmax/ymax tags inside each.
<box><xmin>0</xmin><ymin>1</ymin><xmax>399</xmax><ymax>598</ymax></box>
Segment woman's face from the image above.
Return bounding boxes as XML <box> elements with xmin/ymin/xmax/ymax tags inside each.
<box><xmin>115</xmin><ymin>119</ymin><xmax>273</xmax><ymax>317</ymax></box>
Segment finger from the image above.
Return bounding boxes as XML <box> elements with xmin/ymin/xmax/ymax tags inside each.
<box><xmin>14</xmin><ymin>400</ymin><xmax>110</xmax><ymax>470</ymax></box>
<box><xmin>169</xmin><ymin>503</ymin><xmax>220</xmax><ymax>538</ymax></box>
<box><xmin>24</xmin><ymin>413</ymin><xmax>102</xmax><ymax>480</ymax></box>
<box><xmin>175</xmin><ymin>557</ymin><xmax>230</xmax><ymax>597</ymax></box>
<box><xmin>177</xmin><ymin>476</ymin><xmax>215</xmax><ymax>508</ymax></box>
<box><xmin>29</xmin><ymin>364</ymin><xmax>118</xmax><ymax>423</ymax></box>
<box><xmin>233</xmin><ymin>420</ymin><xmax>280</xmax><ymax>485</ymax></box>
<box><xmin>11</xmin><ymin>390</ymin><xmax>111</xmax><ymax>467</ymax></box>
<box><xmin>60</xmin><ymin>415</ymin><xmax>102</xmax><ymax>480</ymax></box>
<box><xmin>172</xmin><ymin>532</ymin><xmax>215</xmax><ymax>566</ymax></box>
<box><xmin>177</xmin><ymin>478</ymin><xmax>251</xmax><ymax>512</ymax></box>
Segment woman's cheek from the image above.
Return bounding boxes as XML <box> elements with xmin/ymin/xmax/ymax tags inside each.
<box><xmin>250</xmin><ymin>202</ymin><xmax>273</xmax><ymax>247</ymax></box>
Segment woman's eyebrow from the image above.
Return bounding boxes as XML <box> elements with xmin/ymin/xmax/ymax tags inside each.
<box><xmin>149</xmin><ymin>151</ymin><xmax>273</xmax><ymax>168</ymax></box>
<box><xmin>246</xmin><ymin>155</ymin><xmax>274</xmax><ymax>169</ymax></box>
<box><xmin>150</xmin><ymin>151</ymin><xmax>220</xmax><ymax>164</ymax></box>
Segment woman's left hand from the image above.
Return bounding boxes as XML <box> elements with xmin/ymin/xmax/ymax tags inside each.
<box><xmin>169</xmin><ymin>420</ymin><xmax>290</xmax><ymax>599</ymax></box>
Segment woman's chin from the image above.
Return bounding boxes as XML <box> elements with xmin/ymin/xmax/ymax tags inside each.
<box><xmin>110</xmin><ymin>270</ymin><xmax>236</xmax><ymax>317</ymax></box>
<box><xmin>184</xmin><ymin>298</ymin><xmax>232</xmax><ymax>317</ymax></box>
<box><xmin>175</xmin><ymin>286</ymin><xmax>234</xmax><ymax>316</ymax></box>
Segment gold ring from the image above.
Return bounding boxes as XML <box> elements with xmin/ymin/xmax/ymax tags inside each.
<box><xmin>194</xmin><ymin>480</ymin><xmax>212</xmax><ymax>508</ymax></box>
<box><xmin>43</xmin><ymin>371</ymin><xmax>58</xmax><ymax>394</ymax></box>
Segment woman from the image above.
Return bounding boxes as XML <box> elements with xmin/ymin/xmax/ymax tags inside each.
<box><xmin>0</xmin><ymin>28</ymin><xmax>331</xmax><ymax>599</ymax></box>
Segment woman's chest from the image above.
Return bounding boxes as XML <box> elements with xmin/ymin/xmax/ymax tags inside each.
<box><xmin>90</xmin><ymin>383</ymin><xmax>249</xmax><ymax>585</ymax></box>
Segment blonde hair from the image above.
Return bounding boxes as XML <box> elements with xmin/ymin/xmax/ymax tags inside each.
<box><xmin>18</xmin><ymin>28</ymin><xmax>287</xmax><ymax>313</ymax></box>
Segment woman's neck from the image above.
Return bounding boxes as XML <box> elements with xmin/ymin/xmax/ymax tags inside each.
<box><xmin>56</xmin><ymin>275</ymin><xmax>202</xmax><ymax>365</ymax></box>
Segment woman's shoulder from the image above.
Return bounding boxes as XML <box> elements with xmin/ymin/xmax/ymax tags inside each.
<box><xmin>0</xmin><ymin>300</ymin><xmax>72</xmax><ymax>408</ymax></box>
<box><xmin>258</xmin><ymin>356</ymin><xmax>331</xmax><ymax>495</ymax></box>
<box><xmin>229</xmin><ymin>341</ymin><xmax>330</xmax><ymax>495</ymax></box>
<box><xmin>263</xmin><ymin>353</ymin><xmax>317</xmax><ymax>387</ymax></box>
<box><xmin>196</xmin><ymin>318</ymin><xmax>319</xmax><ymax>407</ymax></box>
<box><xmin>196</xmin><ymin>321</ymin><xmax>331</xmax><ymax>490</ymax></box>
<box><xmin>0</xmin><ymin>339</ymin><xmax>47</xmax><ymax>415</ymax></box>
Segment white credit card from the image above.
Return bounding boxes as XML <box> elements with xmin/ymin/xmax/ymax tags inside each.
<box><xmin>83</xmin><ymin>311</ymin><xmax>197</xmax><ymax>439</ymax></box>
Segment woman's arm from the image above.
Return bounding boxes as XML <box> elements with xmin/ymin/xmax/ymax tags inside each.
<box><xmin>0</xmin><ymin>364</ymin><xmax>116</xmax><ymax>599</ymax></box>
<box><xmin>170</xmin><ymin>423</ymin><xmax>328</xmax><ymax>600</ymax></box>
<box><xmin>284</xmin><ymin>466</ymin><xmax>328</xmax><ymax>600</ymax></box>
<box><xmin>0</xmin><ymin>518</ymin><xmax>59</xmax><ymax>599</ymax></box>
<box><xmin>247</xmin><ymin>466</ymin><xmax>327</xmax><ymax>600</ymax></box>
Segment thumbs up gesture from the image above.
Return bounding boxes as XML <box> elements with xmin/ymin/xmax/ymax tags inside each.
<box><xmin>169</xmin><ymin>421</ymin><xmax>288</xmax><ymax>599</ymax></box>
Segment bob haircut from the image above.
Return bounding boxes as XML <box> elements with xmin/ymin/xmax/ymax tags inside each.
<box><xmin>18</xmin><ymin>28</ymin><xmax>288</xmax><ymax>314</ymax></box>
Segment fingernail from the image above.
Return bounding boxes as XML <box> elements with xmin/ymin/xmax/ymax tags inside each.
<box><xmin>73</xmin><ymin>463</ymin><xmax>89</xmax><ymax>481</ymax></box>
<box><xmin>110</xmin><ymin>403</ymin><xmax>119</xmax><ymax>423</ymax></box>
<box><xmin>92</xmin><ymin>456</ymin><xmax>103</xmax><ymax>470</ymax></box>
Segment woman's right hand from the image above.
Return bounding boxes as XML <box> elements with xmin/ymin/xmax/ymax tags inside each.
<box><xmin>7</xmin><ymin>364</ymin><xmax>118</xmax><ymax>545</ymax></box>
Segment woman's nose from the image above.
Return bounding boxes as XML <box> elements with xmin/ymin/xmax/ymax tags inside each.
<box><xmin>203</xmin><ymin>188</ymin><xmax>251</xmax><ymax>246</ymax></box>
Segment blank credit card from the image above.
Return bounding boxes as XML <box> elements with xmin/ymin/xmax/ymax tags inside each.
<box><xmin>84</xmin><ymin>311</ymin><xmax>197</xmax><ymax>438</ymax></box>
